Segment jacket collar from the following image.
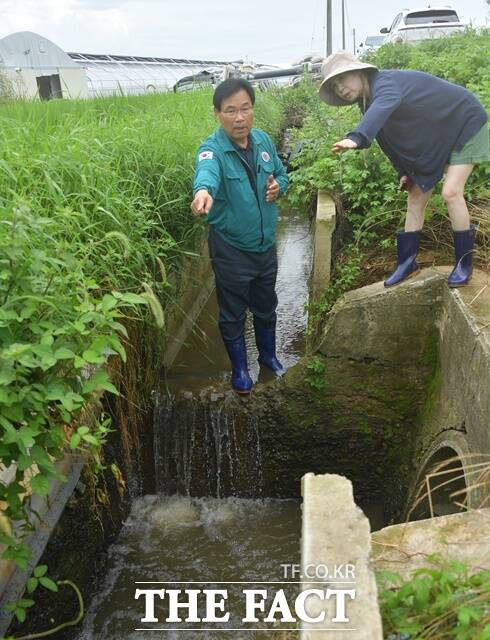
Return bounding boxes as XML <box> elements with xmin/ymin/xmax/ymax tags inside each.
<box><xmin>216</xmin><ymin>127</ymin><xmax>263</xmax><ymax>152</ymax></box>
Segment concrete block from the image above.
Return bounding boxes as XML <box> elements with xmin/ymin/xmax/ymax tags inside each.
<box><xmin>319</xmin><ymin>269</ymin><xmax>445</xmax><ymax>364</ymax></box>
<box><xmin>301</xmin><ymin>473</ymin><xmax>383</xmax><ymax>639</ymax></box>
<box><xmin>312</xmin><ymin>191</ymin><xmax>336</xmax><ymax>299</ymax></box>
<box><xmin>0</xmin><ymin>456</ymin><xmax>84</xmax><ymax>636</ymax></box>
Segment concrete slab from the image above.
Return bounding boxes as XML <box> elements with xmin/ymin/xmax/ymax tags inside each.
<box><xmin>319</xmin><ymin>268</ymin><xmax>445</xmax><ymax>364</ymax></box>
<box><xmin>372</xmin><ymin>508</ymin><xmax>490</xmax><ymax>580</ymax></box>
<box><xmin>0</xmin><ymin>456</ymin><xmax>84</xmax><ymax>635</ymax></box>
<box><xmin>301</xmin><ymin>473</ymin><xmax>383</xmax><ymax>640</ymax></box>
<box><xmin>312</xmin><ymin>191</ymin><xmax>336</xmax><ymax>299</ymax></box>
<box><xmin>164</xmin><ymin>233</ymin><xmax>214</xmax><ymax>369</ymax></box>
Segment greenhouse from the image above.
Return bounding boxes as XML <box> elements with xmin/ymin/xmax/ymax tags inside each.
<box><xmin>0</xmin><ymin>30</ymin><xmax>232</xmax><ymax>99</ymax></box>
<box><xmin>67</xmin><ymin>51</ymin><xmax>231</xmax><ymax>97</ymax></box>
<box><xmin>0</xmin><ymin>31</ymin><xmax>88</xmax><ymax>99</ymax></box>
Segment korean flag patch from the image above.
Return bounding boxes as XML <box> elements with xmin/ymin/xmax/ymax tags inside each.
<box><xmin>199</xmin><ymin>151</ymin><xmax>214</xmax><ymax>161</ymax></box>
<box><xmin>261</xmin><ymin>151</ymin><xmax>270</xmax><ymax>162</ymax></box>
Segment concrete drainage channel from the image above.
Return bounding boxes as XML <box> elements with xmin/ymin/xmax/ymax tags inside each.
<box><xmin>0</xmin><ymin>457</ymin><xmax>84</xmax><ymax>635</ymax></box>
<box><xmin>2</xmin><ymin>193</ymin><xmax>490</xmax><ymax>638</ymax></box>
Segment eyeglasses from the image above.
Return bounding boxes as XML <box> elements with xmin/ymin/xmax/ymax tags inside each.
<box><xmin>220</xmin><ymin>106</ymin><xmax>254</xmax><ymax>118</ymax></box>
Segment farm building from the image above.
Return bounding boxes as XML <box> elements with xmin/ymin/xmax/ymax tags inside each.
<box><xmin>0</xmin><ymin>32</ymin><xmax>89</xmax><ymax>99</ymax></box>
<box><xmin>0</xmin><ymin>31</ymin><xmax>231</xmax><ymax>100</ymax></box>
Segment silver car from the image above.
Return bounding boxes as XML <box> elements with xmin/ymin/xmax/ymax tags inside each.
<box><xmin>380</xmin><ymin>6</ymin><xmax>466</xmax><ymax>44</ymax></box>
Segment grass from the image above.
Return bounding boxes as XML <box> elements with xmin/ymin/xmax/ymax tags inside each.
<box><xmin>0</xmin><ymin>89</ymin><xmax>283</xmax><ymax>300</ymax></box>
<box><xmin>378</xmin><ymin>454</ymin><xmax>490</xmax><ymax>638</ymax></box>
<box><xmin>0</xmin><ymin>92</ymin><xmax>213</xmax><ymax>302</ymax></box>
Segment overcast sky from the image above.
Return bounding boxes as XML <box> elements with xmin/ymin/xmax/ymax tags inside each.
<box><xmin>1</xmin><ymin>0</ymin><xmax>489</xmax><ymax>64</ymax></box>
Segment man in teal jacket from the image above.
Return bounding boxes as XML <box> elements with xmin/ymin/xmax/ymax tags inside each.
<box><xmin>191</xmin><ymin>78</ymin><xmax>288</xmax><ymax>393</ymax></box>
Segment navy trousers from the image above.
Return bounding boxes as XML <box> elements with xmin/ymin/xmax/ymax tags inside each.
<box><xmin>208</xmin><ymin>226</ymin><xmax>278</xmax><ymax>341</ymax></box>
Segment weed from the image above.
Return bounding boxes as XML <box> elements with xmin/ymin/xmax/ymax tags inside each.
<box><xmin>378</xmin><ymin>557</ymin><xmax>490</xmax><ymax>639</ymax></box>
<box><xmin>304</xmin><ymin>356</ymin><xmax>327</xmax><ymax>391</ymax></box>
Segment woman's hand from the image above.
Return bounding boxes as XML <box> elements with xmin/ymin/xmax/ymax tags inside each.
<box><xmin>331</xmin><ymin>139</ymin><xmax>358</xmax><ymax>154</ymax></box>
<box><xmin>399</xmin><ymin>175</ymin><xmax>415</xmax><ymax>192</ymax></box>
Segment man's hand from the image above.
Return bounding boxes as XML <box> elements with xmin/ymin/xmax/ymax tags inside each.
<box><xmin>331</xmin><ymin>138</ymin><xmax>358</xmax><ymax>154</ymax></box>
<box><xmin>191</xmin><ymin>189</ymin><xmax>213</xmax><ymax>216</ymax></box>
<box><xmin>266</xmin><ymin>175</ymin><xmax>280</xmax><ymax>202</ymax></box>
<box><xmin>399</xmin><ymin>175</ymin><xmax>415</xmax><ymax>192</ymax></box>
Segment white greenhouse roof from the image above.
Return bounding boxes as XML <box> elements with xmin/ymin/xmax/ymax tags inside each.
<box><xmin>0</xmin><ymin>31</ymin><xmax>79</xmax><ymax>69</ymax></box>
<box><xmin>68</xmin><ymin>52</ymin><xmax>232</xmax><ymax>96</ymax></box>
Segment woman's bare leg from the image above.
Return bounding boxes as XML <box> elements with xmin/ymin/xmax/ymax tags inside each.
<box><xmin>405</xmin><ymin>184</ymin><xmax>433</xmax><ymax>232</ymax></box>
<box><xmin>442</xmin><ymin>164</ymin><xmax>474</xmax><ymax>231</ymax></box>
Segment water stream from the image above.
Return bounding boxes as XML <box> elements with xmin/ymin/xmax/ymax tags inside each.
<box><xmin>77</xmin><ymin>211</ymin><xmax>313</xmax><ymax>638</ymax></box>
<box><xmin>77</xmin><ymin>496</ymin><xmax>301</xmax><ymax>639</ymax></box>
<box><xmin>166</xmin><ymin>212</ymin><xmax>313</xmax><ymax>393</ymax></box>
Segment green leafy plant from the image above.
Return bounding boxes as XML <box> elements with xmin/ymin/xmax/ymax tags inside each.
<box><xmin>3</xmin><ymin>578</ymin><xmax>84</xmax><ymax>639</ymax></box>
<box><xmin>307</xmin><ymin>246</ymin><xmax>362</xmax><ymax>331</ymax></box>
<box><xmin>0</xmin><ymin>202</ymin><xmax>148</xmax><ymax>585</ymax></box>
<box><xmin>304</xmin><ymin>356</ymin><xmax>327</xmax><ymax>391</ymax></box>
<box><xmin>378</xmin><ymin>558</ymin><xmax>490</xmax><ymax>639</ymax></box>
<box><xmin>0</xmin><ymin>87</ymin><xmax>288</xmax><ymax>630</ymax></box>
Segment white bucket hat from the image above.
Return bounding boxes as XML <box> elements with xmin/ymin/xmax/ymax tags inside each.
<box><xmin>319</xmin><ymin>50</ymin><xmax>378</xmax><ymax>106</ymax></box>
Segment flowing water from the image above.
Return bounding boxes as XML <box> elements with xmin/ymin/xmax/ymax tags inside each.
<box><xmin>77</xmin><ymin>212</ymin><xmax>313</xmax><ymax>638</ymax></box>
<box><xmin>166</xmin><ymin>212</ymin><xmax>314</xmax><ymax>394</ymax></box>
<box><xmin>153</xmin><ymin>393</ymin><xmax>264</xmax><ymax>497</ymax></box>
<box><xmin>77</xmin><ymin>496</ymin><xmax>301</xmax><ymax>639</ymax></box>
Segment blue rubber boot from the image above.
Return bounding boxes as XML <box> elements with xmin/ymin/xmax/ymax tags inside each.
<box><xmin>448</xmin><ymin>225</ymin><xmax>476</xmax><ymax>288</ymax></box>
<box><xmin>384</xmin><ymin>230</ymin><xmax>421</xmax><ymax>287</ymax></box>
<box><xmin>222</xmin><ymin>335</ymin><xmax>253</xmax><ymax>394</ymax></box>
<box><xmin>254</xmin><ymin>325</ymin><xmax>286</xmax><ymax>376</ymax></box>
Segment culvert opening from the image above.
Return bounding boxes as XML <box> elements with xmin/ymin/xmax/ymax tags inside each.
<box><xmin>408</xmin><ymin>446</ymin><xmax>467</xmax><ymax>521</ymax></box>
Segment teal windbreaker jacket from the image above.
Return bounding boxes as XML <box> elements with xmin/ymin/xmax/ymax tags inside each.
<box><xmin>192</xmin><ymin>127</ymin><xmax>289</xmax><ymax>252</ymax></box>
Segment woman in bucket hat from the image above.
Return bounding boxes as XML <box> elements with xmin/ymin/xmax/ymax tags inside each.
<box><xmin>319</xmin><ymin>51</ymin><xmax>489</xmax><ymax>287</ymax></box>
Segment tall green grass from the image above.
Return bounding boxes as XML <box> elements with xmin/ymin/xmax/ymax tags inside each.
<box><xmin>0</xmin><ymin>90</ymin><xmax>283</xmax><ymax>297</ymax></box>
<box><xmin>1</xmin><ymin>93</ymin><xmax>207</xmax><ymax>298</ymax></box>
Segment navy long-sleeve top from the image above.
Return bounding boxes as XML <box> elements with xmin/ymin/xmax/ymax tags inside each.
<box><xmin>346</xmin><ymin>69</ymin><xmax>488</xmax><ymax>192</ymax></box>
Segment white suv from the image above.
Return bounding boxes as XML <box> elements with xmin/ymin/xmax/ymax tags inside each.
<box><xmin>380</xmin><ymin>7</ymin><xmax>466</xmax><ymax>44</ymax></box>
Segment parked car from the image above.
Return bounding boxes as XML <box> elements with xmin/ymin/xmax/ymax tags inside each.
<box><xmin>380</xmin><ymin>6</ymin><xmax>466</xmax><ymax>44</ymax></box>
<box><xmin>173</xmin><ymin>68</ymin><xmax>222</xmax><ymax>93</ymax></box>
<box><xmin>357</xmin><ymin>35</ymin><xmax>386</xmax><ymax>57</ymax></box>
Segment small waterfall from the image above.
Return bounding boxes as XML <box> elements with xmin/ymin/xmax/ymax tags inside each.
<box><xmin>154</xmin><ymin>390</ymin><xmax>264</xmax><ymax>498</ymax></box>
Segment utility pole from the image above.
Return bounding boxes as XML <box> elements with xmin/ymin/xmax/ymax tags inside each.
<box><xmin>342</xmin><ymin>0</ymin><xmax>346</xmax><ymax>49</ymax></box>
<box><xmin>353</xmin><ymin>27</ymin><xmax>356</xmax><ymax>54</ymax></box>
<box><xmin>325</xmin><ymin>0</ymin><xmax>332</xmax><ymax>56</ymax></box>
